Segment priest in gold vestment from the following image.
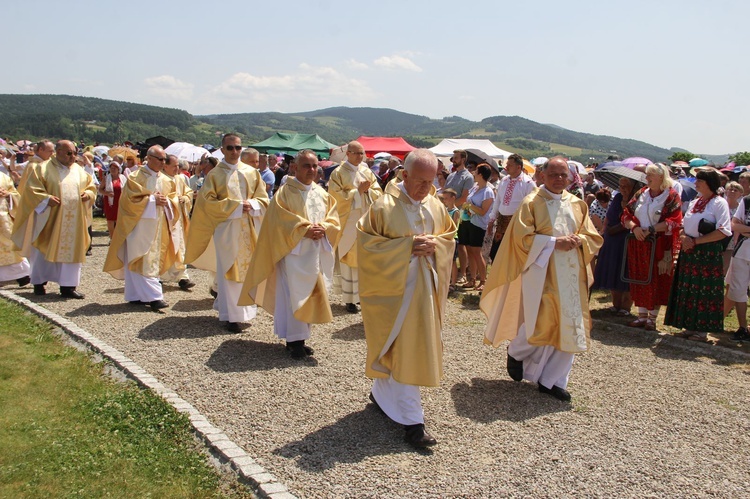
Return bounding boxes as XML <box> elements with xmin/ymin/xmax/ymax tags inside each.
<box><xmin>185</xmin><ymin>135</ymin><xmax>269</xmax><ymax>333</ymax></box>
<box><xmin>357</xmin><ymin>149</ymin><xmax>456</xmax><ymax>448</ymax></box>
<box><xmin>480</xmin><ymin>157</ymin><xmax>602</xmax><ymax>402</ymax></box>
<box><xmin>12</xmin><ymin>140</ymin><xmax>96</xmax><ymax>298</ymax></box>
<box><xmin>329</xmin><ymin>140</ymin><xmax>383</xmax><ymax>313</ymax></box>
<box><xmin>103</xmin><ymin>146</ymin><xmax>179</xmax><ymax>311</ymax></box>
<box><xmin>0</xmin><ymin>171</ymin><xmax>30</xmax><ymax>286</ymax></box>
<box><xmin>239</xmin><ymin>149</ymin><xmax>339</xmax><ymax>359</ymax></box>
<box><xmin>17</xmin><ymin>140</ymin><xmax>55</xmax><ymax>193</ymax></box>
<box><xmin>160</xmin><ymin>155</ymin><xmax>195</xmax><ymax>291</ymax></box>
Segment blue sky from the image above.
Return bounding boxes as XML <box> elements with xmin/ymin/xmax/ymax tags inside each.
<box><xmin>4</xmin><ymin>0</ymin><xmax>748</xmax><ymax>154</ymax></box>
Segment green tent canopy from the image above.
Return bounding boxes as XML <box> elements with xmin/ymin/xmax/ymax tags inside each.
<box><xmin>251</xmin><ymin>133</ymin><xmax>338</xmax><ymax>158</ymax></box>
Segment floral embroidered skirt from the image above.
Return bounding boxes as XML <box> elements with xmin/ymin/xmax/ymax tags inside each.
<box><xmin>664</xmin><ymin>241</ymin><xmax>725</xmax><ymax>332</ymax></box>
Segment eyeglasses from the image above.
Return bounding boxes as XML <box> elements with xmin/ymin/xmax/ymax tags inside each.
<box><xmin>65</xmin><ymin>151</ymin><xmax>76</xmax><ymax>157</ymax></box>
<box><xmin>148</xmin><ymin>155</ymin><xmax>166</xmax><ymax>162</ymax></box>
<box><xmin>224</xmin><ymin>145</ymin><xmax>242</xmax><ymax>152</ymax></box>
<box><xmin>546</xmin><ymin>173</ymin><xmax>569</xmax><ymax>179</ymax></box>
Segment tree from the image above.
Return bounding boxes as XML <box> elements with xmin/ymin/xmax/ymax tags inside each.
<box><xmin>729</xmin><ymin>152</ymin><xmax>750</xmax><ymax>166</ymax></box>
<box><xmin>668</xmin><ymin>151</ymin><xmax>695</xmax><ymax>163</ymax></box>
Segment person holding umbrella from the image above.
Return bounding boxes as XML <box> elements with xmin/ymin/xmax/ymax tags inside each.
<box><xmin>621</xmin><ymin>164</ymin><xmax>682</xmax><ymax>331</ymax></box>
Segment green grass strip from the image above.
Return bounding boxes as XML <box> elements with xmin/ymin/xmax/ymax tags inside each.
<box><xmin>0</xmin><ymin>298</ymin><xmax>251</xmax><ymax>498</ymax></box>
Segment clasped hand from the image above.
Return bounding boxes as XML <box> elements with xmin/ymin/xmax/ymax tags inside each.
<box><xmin>0</xmin><ymin>188</ymin><xmax>8</xmax><ymax>198</ymax></box>
<box><xmin>412</xmin><ymin>234</ymin><xmax>437</xmax><ymax>256</ymax></box>
<box><xmin>633</xmin><ymin>226</ymin><xmax>650</xmax><ymax>241</ymax></box>
<box><xmin>357</xmin><ymin>180</ymin><xmax>371</xmax><ymax>194</ymax></box>
<box><xmin>554</xmin><ymin>234</ymin><xmax>582</xmax><ymax>251</ymax></box>
<box><xmin>154</xmin><ymin>192</ymin><xmax>168</xmax><ymax>207</ymax></box>
<box><xmin>305</xmin><ymin>223</ymin><xmax>326</xmax><ymax>240</ymax></box>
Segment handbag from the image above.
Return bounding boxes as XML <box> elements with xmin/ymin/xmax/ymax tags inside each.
<box><xmin>698</xmin><ymin>218</ymin><xmax>730</xmax><ymax>250</ymax></box>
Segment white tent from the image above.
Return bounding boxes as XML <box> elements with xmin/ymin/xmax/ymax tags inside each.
<box><xmin>429</xmin><ymin>139</ymin><xmax>514</xmax><ymax>163</ymax></box>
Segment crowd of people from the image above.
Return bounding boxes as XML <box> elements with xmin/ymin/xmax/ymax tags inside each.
<box><xmin>0</xmin><ymin>134</ymin><xmax>746</xmax><ymax>450</ymax></box>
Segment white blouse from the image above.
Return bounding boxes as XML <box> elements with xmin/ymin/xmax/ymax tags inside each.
<box><xmin>682</xmin><ymin>196</ymin><xmax>732</xmax><ymax>239</ymax></box>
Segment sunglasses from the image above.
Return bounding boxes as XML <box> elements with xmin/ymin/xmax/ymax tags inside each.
<box><xmin>224</xmin><ymin>145</ymin><xmax>242</xmax><ymax>152</ymax></box>
<box><xmin>148</xmin><ymin>155</ymin><xmax>167</xmax><ymax>162</ymax></box>
<box><xmin>65</xmin><ymin>151</ymin><xmax>76</xmax><ymax>157</ymax></box>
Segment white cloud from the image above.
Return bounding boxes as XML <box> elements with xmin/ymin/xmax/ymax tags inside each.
<box><xmin>373</xmin><ymin>55</ymin><xmax>422</xmax><ymax>72</ymax></box>
<box><xmin>345</xmin><ymin>58</ymin><xmax>369</xmax><ymax>70</ymax></box>
<box><xmin>144</xmin><ymin>75</ymin><xmax>194</xmax><ymax>100</ymax></box>
<box><xmin>204</xmin><ymin>63</ymin><xmax>376</xmax><ymax>110</ymax></box>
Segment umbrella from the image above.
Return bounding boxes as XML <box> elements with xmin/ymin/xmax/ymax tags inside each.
<box><xmin>621</xmin><ymin>157</ymin><xmax>652</xmax><ymax>168</ymax></box>
<box><xmin>164</xmin><ymin>142</ymin><xmax>192</xmax><ymax>157</ymax></box>
<box><xmin>688</xmin><ymin>158</ymin><xmax>708</xmax><ymax>167</ymax></box>
<box><xmin>466</xmin><ymin>148</ymin><xmax>499</xmax><ymax>169</ymax></box>
<box><xmin>108</xmin><ymin>146</ymin><xmax>139</xmax><ymax>159</ymax></box>
<box><xmin>521</xmin><ymin>159</ymin><xmax>535</xmax><ymax>175</ymax></box>
<box><xmin>678</xmin><ymin>178</ymin><xmax>697</xmax><ymax>202</ymax></box>
<box><xmin>567</xmin><ymin>160</ymin><xmax>586</xmax><ymax>174</ymax></box>
<box><xmin>672</xmin><ymin>161</ymin><xmax>689</xmax><ymax>166</ymax></box>
<box><xmin>596</xmin><ymin>160</ymin><xmax>626</xmax><ymax>169</ymax></box>
<box><xmin>373</xmin><ymin>152</ymin><xmax>392</xmax><ymax>159</ymax></box>
<box><xmin>531</xmin><ymin>156</ymin><xmax>548</xmax><ymax>166</ymax></box>
<box><xmin>16</xmin><ymin>139</ymin><xmax>32</xmax><ymax>148</ymax></box>
<box><xmin>594</xmin><ymin>165</ymin><xmax>646</xmax><ymax>191</ymax></box>
<box><xmin>93</xmin><ymin>145</ymin><xmax>110</xmax><ymax>157</ymax></box>
<box><xmin>177</xmin><ymin>145</ymin><xmax>210</xmax><ymax>162</ymax></box>
<box><xmin>211</xmin><ymin>149</ymin><xmax>224</xmax><ymax>161</ymax></box>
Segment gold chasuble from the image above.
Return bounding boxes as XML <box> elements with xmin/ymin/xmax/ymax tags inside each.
<box><xmin>165</xmin><ymin>173</ymin><xmax>193</xmax><ymax>271</ymax></box>
<box><xmin>12</xmin><ymin>158</ymin><xmax>96</xmax><ymax>263</ymax></box>
<box><xmin>238</xmin><ymin>178</ymin><xmax>339</xmax><ymax>323</ymax></box>
<box><xmin>185</xmin><ymin>161</ymin><xmax>269</xmax><ymax>283</ymax></box>
<box><xmin>480</xmin><ymin>188</ymin><xmax>602</xmax><ymax>353</ymax></box>
<box><xmin>103</xmin><ymin>166</ymin><xmax>179</xmax><ymax>279</ymax></box>
<box><xmin>16</xmin><ymin>155</ymin><xmax>46</xmax><ymax>194</ymax></box>
<box><xmin>328</xmin><ymin>162</ymin><xmax>383</xmax><ymax>267</ymax></box>
<box><xmin>0</xmin><ymin>172</ymin><xmax>24</xmax><ymax>266</ymax></box>
<box><xmin>357</xmin><ymin>183</ymin><xmax>456</xmax><ymax>387</ymax></box>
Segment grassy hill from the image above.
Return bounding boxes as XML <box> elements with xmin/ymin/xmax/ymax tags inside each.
<box><xmin>0</xmin><ymin>94</ymin><xmax>219</xmax><ymax>145</ymax></box>
<box><xmin>0</xmin><ymin>95</ymin><xmax>726</xmax><ymax>164</ymax></box>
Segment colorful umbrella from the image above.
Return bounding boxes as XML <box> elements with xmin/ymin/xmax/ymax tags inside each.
<box><xmin>688</xmin><ymin>158</ymin><xmax>709</xmax><ymax>167</ymax></box>
<box><xmin>621</xmin><ymin>157</ymin><xmax>652</xmax><ymax>168</ymax></box>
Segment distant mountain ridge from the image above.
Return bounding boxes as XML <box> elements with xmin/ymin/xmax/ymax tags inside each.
<box><xmin>0</xmin><ymin>94</ymin><xmax>728</xmax><ymax>163</ymax></box>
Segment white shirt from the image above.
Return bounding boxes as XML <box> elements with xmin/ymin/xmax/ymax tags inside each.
<box><xmin>489</xmin><ymin>172</ymin><xmax>536</xmax><ymax>218</ymax></box>
<box><xmin>683</xmin><ymin>196</ymin><xmax>731</xmax><ymax>239</ymax></box>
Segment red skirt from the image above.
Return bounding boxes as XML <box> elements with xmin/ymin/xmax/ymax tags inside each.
<box><xmin>627</xmin><ymin>235</ymin><xmax>674</xmax><ymax>310</ymax></box>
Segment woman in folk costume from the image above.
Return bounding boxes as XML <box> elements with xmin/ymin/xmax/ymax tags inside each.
<box><xmin>0</xmin><ymin>170</ymin><xmax>30</xmax><ymax>286</ymax></box>
<box><xmin>665</xmin><ymin>169</ymin><xmax>731</xmax><ymax>341</ymax></box>
<box><xmin>99</xmin><ymin>161</ymin><xmax>127</xmax><ymax>238</ymax></box>
<box><xmin>621</xmin><ymin>163</ymin><xmax>682</xmax><ymax>331</ymax></box>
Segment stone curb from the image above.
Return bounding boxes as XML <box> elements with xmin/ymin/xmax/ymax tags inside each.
<box><xmin>0</xmin><ymin>290</ymin><xmax>298</xmax><ymax>499</ymax></box>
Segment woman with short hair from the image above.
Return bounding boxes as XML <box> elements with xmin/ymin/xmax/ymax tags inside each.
<box><xmin>665</xmin><ymin>169</ymin><xmax>731</xmax><ymax>340</ymax></box>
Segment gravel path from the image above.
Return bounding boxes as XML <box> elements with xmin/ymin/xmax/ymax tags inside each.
<box><xmin>4</xmin><ymin>228</ymin><xmax>750</xmax><ymax>498</ymax></box>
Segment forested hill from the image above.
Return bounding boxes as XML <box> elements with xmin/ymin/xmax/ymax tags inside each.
<box><xmin>0</xmin><ymin>94</ymin><xmax>217</xmax><ymax>145</ymax></box>
<box><xmin>1</xmin><ymin>95</ymin><xmax>720</xmax><ymax>163</ymax></box>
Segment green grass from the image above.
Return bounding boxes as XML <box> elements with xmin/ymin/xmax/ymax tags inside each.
<box><xmin>0</xmin><ymin>299</ymin><xmax>253</xmax><ymax>498</ymax></box>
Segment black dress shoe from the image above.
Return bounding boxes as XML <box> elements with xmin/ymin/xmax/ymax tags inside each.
<box><xmin>178</xmin><ymin>279</ymin><xmax>196</xmax><ymax>290</ymax></box>
<box><xmin>60</xmin><ymin>287</ymin><xmax>85</xmax><ymax>299</ymax></box>
<box><xmin>345</xmin><ymin>302</ymin><xmax>360</xmax><ymax>313</ymax></box>
<box><xmin>286</xmin><ymin>340</ymin><xmax>313</xmax><ymax>359</ymax></box>
<box><xmin>128</xmin><ymin>300</ymin><xmax>144</xmax><ymax>305</ymax></box>
<box><xmin>506</xmin><ymin>353</ymin><xmax>524</xmax><ymax>382</ymax></box>
<box><xmin>33</xmin><ymin>284</ymin><xmax>46</xmax><ymax>296</ymax></box>
<box><xmin>404</xmin><ymin>424</ymin><xmax>437</xmax><ymax>448</ymax></box>
<box><xmin>149</xmin><ymin>299</ymin><xmax>169</xmax><ymax>311</ymax></box>
<box><xmin>86</xmin><ymin>249</ymin><xmax>92</xmax><ymax>256</ymax></box>
<box><xmin>369</xmin><ymin>392</ymin><xmax>385</xmax><ymax>415</ymax></box>
<box><xmin>538</xmin><ymin>383</ymin><xmax>572</xmax><ymax>402</ymax></box>
<box><xmin>209</xmin><ymin>289</ymin><xmax>218</xmax><ymax>299</ymax></box>
<box><xmin>226</xmin><ymin>322</ymin><xmax>242</xmax><ymax>333</ymax></box>
<box><xmin>16</xmin><ymin>276</ymin><xmax>30</xmax><ymax>287</ymax></box>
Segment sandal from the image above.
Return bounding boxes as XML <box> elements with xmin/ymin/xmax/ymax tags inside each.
<box><xmin>475</xmin><ymin>283</ymin><xmax>485</xmax><ymax>292</ymax></box>
<box><xmin>616</xmin><ymin>309</ymin><xmax>633</xmax><ymax>317</ymax></box>
<box><xmin>461</xmin><ymin>280</ymin><xmax>477</xmax><ymax>289</ymax></box>
<box><xmin>627</xmin><ymin>318</ymin><xmax>647</xmax><ymax>328</ymax></box>
<box><xmin>456</xmin><ymin>276</ymin><xmax>467</xmax><ymax>286</ymax></box>
<box><xmin>448</xmin><ymin>285</ymin><xmax>457</xmax><ymax>293</ymax></box>
<box><xmin>644</xmin><ymin>319</ymin><xmax>656</xmax><ymax>331</ymax></box>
